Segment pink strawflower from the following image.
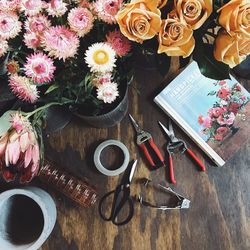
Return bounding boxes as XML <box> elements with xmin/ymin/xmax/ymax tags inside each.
<box><xmin>25</xmin><ymin>14</ymin><xmax>51</xmax><ymax>34</ymax></box>
<box><xmin>9</xmin><ymin>74</ymin><xmax>39</xmax><ymax>103</ymax></box>
<box><xmin>0</xmin><ymin>112</ymin><xmax>40</xmax><ymax>183</ymax></box>
<box><xmin>0</xmin><ymin>39</ymin><xmax>8</xmax><ymax>57</ymax></box>
<box><xmin>0</xmin><ymin>0</ymin><xmax>21</xmax><ymax>11</ymax></box>
<box><xmin>92</xmin><ymin>72</ymin><xmax>112</xmax><ymax>87</ymax></box>
<box><xmin>106</xmin><ymin>30</ymin><xmax>131</xmax><ymax>57</ymax></box>
<box><xmin>68</xmin><ymin>7</ymin><xmax>94</xmax><ymax>37</ymax></box>
<box><xmin>217</xmin><ymin>112</ymin><xmax>235</xmax><ymax>125</ymax></box>
<box><xmin>203</xmin><ymin>116</ymin><xmax>212</xmax><ymax>128</ymax></box>
<box><xmin>24</xmin><ymin>52</ymin><xmax>56</xmax><ymax>84</ymax></box>
<box><xmin>47</xmin><ymin>0</ymin><xmax>68</xmax><ymax>17</ymax></box>
<box><xmin>21</xmin><ymin>0</ymin><xmax>45</xmax><ymax>16</ymax></box>
<box><xmin>94</xmin><ymin>0</ymin><xmax>122</xmax><ymax>24</ymax></box>
<box><xmin>217</xmin><ymin>87</ymin><xmax>231</xmax><ymax>99</ymax></box>
<box><xmin>97</xmin><ymin>81</ymin><xmax>119</xmax><ymax>103</ymax></box>
<box><xmin>24</xmin><ymin>32</ymin><xmax>41</xmax><ymax>49</ymax></box>
<box><xmin>0</xmin><ymin>11</ymin><xmax>22</xmax><ymax>40</ymax></box>
<box><xmin>42</xmin><ymin>25</ymin><xmax>80</xmax><ymax>61</ymax></box>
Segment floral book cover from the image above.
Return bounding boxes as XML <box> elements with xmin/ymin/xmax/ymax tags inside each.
<box><xmin>154</xmin><ymin>61</ymin><xmax>250</xmax><ymax>167</ymax></box>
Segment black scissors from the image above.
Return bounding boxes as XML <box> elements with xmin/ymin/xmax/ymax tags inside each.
<box><xmin>98</xmin><ymin>160</ymin><xmax>138</xmax><ymax>226</ymax></box>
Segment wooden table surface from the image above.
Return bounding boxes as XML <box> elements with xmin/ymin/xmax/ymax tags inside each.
<box><xmin>2</xmin><ymin>60</ymin><xmax>250</xmax><ymax>250</ymax></box>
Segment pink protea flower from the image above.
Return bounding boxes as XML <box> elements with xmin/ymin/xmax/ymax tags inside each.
<box><xmin>47</xmin><ymin>0</ymin><xmax>68</xmax><ymax>17</ymax></box>
<box><xmin>25</xmin><ymin>14</ymin><xmax>51</xmax><ymax>34</ymax></box>
<box><xmin>0</xmin><ymin>112</ymin><xmax>40</xmax><ymax>183</ymax></box>
<box><xmin>24</xmin><ymin>32</ymin><xmax>41</xmax><ymax>49</ymax></box>
<box><xmin>9</xmin><ymin>74</ymin><xmax>39</xmax><ymax>103</ymax></box>
<box><xmin>97</xmin><ymin>81</ymin><xmax>119</xmax><ymax>103</ymax></box>
<box><xmin>0</xmin><ymin>39</ymin><xmax>8</xmax><ymax>57</ymax></box>
<box><xmin>0</xmin><ymin>0</ymin><xmax>21</xmax><ymax>11</ymax></box>
<box><xmin>0</xmin><ymin>11</ymin><xmax>22</xmax><ymax>40</ymax></box>
<box><xmin>20</xmin><ymin>0</ymin><xmax>45</xmax><ymax>16</ymax></box>
<box><xmin>106</xmin><ymin>29</ymin><xmax>131</xmax><ymax>57</ymax></box>
<box><xmin>42</xmin><ymin>25</ymin><xmax>80</xmax><ymax>61</ymax></box>
<box><xmin>24</xmin><ymin>52</ymin><xmax>56</xmax><ymax>84</ymax></box>
<box><xmin>94</xmin><ymin>0</ymin><xmax>122</xmax><ymax>24</ymax></box>
<box><xmin>67</xmin><ymin>7</ymin><xmax>94</xmax><ymax>37</ymax></box>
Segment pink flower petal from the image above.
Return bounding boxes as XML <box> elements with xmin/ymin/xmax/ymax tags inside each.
<box><xmin>24</xmin><ymin>145</ymin><xmax>32</xmax><ymax>168</ymax></box>
<box><xmin>8</xmin><ymin>139</ymin><xmax>21</xmax><ymax>165</ymax></box>
<box><xmin>32</xmin><ymin>144</ymin><xmax>40</xmax><ymax>165</ymax></box>
<box><xmin>0</xmin><ymin>133</ymin><xmax>8</xmax><ymax>157</ymax></box>
<box><xmin>20</xmin><ymin>132</ymin><xmax>29</xmax><ymax>152</ymax></box>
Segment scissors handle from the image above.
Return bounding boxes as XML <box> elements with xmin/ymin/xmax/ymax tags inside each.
<box><xmin>99</xmin><ymin>188</ymin><xmax>134</xmax><ymax>226</ymax></box>
<box><xmin>168</xmin><ymin>154</ymin><xmax>176</xmax><ymax>185</ymax></box>
<box><xmin>139</xmin><ymin>138</ymin><xmax>164</xmax><ymax>169</ymax></box>
<box><xmin>185</xmin><ymin>148</ymin><xmax>206</xmax><ymax>171</ymax></box>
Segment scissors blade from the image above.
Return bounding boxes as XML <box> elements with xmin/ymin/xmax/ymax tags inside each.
<box><xmin>129</xmin><ymin>160</ymin><xmax>138</xmax><ymax>183</ymax></box>
<box><xmin>158</xmin><ymin>121</ymin><xmax>177</xmax><ymax>143</ymax></box>
<box><xmin>129</xmin><ymin>114</ymin><xmax>142</xmax><ymax>134</ymax></box>
<box><xmin>158</xmin><ymin>121</ymin><xmax>172</xmax><ymax>138</ymax></box>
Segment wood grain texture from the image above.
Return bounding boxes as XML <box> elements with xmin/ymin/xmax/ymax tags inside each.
<box><xmin>1</xmin><ymin>61</ymin><xmax>250</xmax><ymax>250</ymax></box>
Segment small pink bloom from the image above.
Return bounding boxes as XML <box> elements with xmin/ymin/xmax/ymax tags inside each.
<box><xmin>92</xmin><ymin>72</ymin><xmax>112</xmax><ymax>87</ymax></box>
<box><xmin>217</xmin><ymin>112</ymin><xmax>235</xmax><ymax>125</ymax></box>
<box><xmin>198</xmin><ymin>115</ymin><xmax>204</xmax><ymax>125</ymax></box>
<box><xmin>219</xmin><ymin>80</ymin><xmax>226</xmax><ymax>86</ymax></box>
<box><xmin>9</xmin><ymin>74</ymin><xmax>39</xmax><ymax>103</ymax></box>
<box><xmin>241</xmin><ymin>96</ymin><xmax>246</xmax><ymax>101</ymax></box>
<box><xmin>208</xmin><ymin>107</ymin><xmax>226</xmax><ymax>118</ymax></box>
<box><xmin>94</xmin><ymin>0</ymin><xmax>123</xmax><ymax>24</ymax></box>
<box><xmin>0</xmin><ymin>0</ymin><xmax>21</xmax><ymax>11</ymax></box>
<box><xmin>47</xmin><ymin>0</ymin><xmax>68</xmax><ymax>17</ymax></box>
<box><xmin>0</xmin><ymin>11</ymin><xmax>22</xmax><ymax>40</ymax></box>
<box><xmin>25</xmin><ymin>14</ymin><xmax>51</xmax><ymax>34</ymax></box>
<box><xmin>228</xmin><ymin>102</ymin><xmax>241</xmax><ymax>114</ymax></box>
<box><xmin>97</xmin><ymin>81</ymin><xmax>119</xmax><ymax>103</ymax></box>
<box><xmin>217</xmin><ymin>88</ymin><xmax>231</xmax><ymax>99</ymax></box>
<box><xmin>106</xmin><ymin>29</ymin><xmax>132</xmax><ymax>57</ymax></box>
<box><xmin>0</xmin><ymin>39</ymin><xmax>8</xmax><ymax>57</ymax></box>
<box><xmin>21</xmin><ymin>0</ymin><xmax>45</xmax><ymax>16</ymax></box>
<box><xmin>24</xmin><ymin>32</ymin><xmax>41</xmax><ymax>49</ymax></box>
<box><xmin>203</xmin><ymin>116</ymin><xmax>212</xmax><ymax>128</ymax></box>
<box><xmin>68</xmin><ymin>7</ymin><xmax>94</xmax><ymax>37</ymax></box>
<box><xmin>24</xmin><ymin>52</ymin><xmax>56</xmax><ymax>84</ymax></box>
<box><xmin>235</xmin><ymin>84</ymin><xmax>241</xmax><ymax>91</ymax></box>
<box><xmin>42</xmin><ymin>25</ymin><xmax>80</xmax><ymax>61</ymax></box>
<box><xmin>226</xmin><ymin>112</ymin><xmax>236</xmax><ymax>125</ymax></box>
<box><xmin>216</xmin><ymin>127</ymin><xmax>229</xmax><ymax>137</ymax></box>
<box><xmin>214</xmin><ymin>134</ymin><xmax>223</xmax><ymax>141</ymax></box>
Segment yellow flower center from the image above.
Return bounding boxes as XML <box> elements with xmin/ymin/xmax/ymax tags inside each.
<box><xmin>93</xmin><ymin>50</ymin><xmax>109</xmax><ymax>65</ymax></box>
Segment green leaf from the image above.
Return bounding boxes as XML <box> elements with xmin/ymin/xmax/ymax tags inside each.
<box><xmin>45</xmin><ymin>84</ymin><xmax>59</xmax><ymax>94</ymax></box>
<box><xmin>0</xmin><ymin>110</ymin><xmax>14</xmax><ymax>137</ymax></box>
<box><xmin>207</xmin><ymin>91</ymin><xmax>217</xmax><ymax>96</ymax></box>
<box><xmin>193</xmin><ymin>38</ymin><xmax>230</xmax><ymax>80</ymax></box>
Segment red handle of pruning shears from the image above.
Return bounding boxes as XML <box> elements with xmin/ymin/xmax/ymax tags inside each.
<box><xmin>139</xmin><ymin>138</ymin><xmax>164</xmax><ymax>168</ymax></box>
<box><xmin>186</xmin><ymin>148</ymin><xmax>206</xmax><ymax>172</ymax></box>
<box><xmin>168</xmin><ymin>154</ymin><xmax>176</xmax><ymax>185</ymax></box>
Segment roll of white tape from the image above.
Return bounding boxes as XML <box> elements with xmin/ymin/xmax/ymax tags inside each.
<box><xmin>94</xmin><ymin>140</ymin><xmax>130</xmax><ymax>176</ymax></box>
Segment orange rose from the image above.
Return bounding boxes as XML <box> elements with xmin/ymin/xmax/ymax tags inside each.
<box><xmin>214</xmin><ymin>29</ymin><xmax>250</xmax><ymax>68</ymax></box>
<box><xmin>158</xmin><ymin>18</ymin><xmax>195</xmax><ymax>57</ymax></box>
<box><xmin>158</xmin><ymin>0</ymin><xmax>168</xmax><ymax>9</ymax></box>
<box><xmin>116</xmin><ymin>0</ymin><xmax>161</xmax><ymax>43</ymax></box>
<box><xmin>218</xmin><ymin>0</ymin><xmax>250</xmax><ymax>38</ymax></box>
<box><xmin>175</xmin><ymin>0</ymin><xmax>213</xmax><ymax>30</ymax></box>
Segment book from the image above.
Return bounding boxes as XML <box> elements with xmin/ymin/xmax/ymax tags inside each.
<box><xmin>154</xmin><ymin>61</ymin><xmax>250</xmax><ymax>166</ymax></box>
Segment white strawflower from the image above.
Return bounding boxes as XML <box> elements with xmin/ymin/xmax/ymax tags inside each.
<box><xmin>85</xmin><ymin>42</ymin><xmax>116</xmax><ymax>73</ymax></box>
<box><xmin>97</xmin><ymin>81</ymin><xmax>119</xmax><ymax>103</ymax></box>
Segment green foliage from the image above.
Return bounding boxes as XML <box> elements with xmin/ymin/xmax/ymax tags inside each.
<box><xmin>0</xmin><ymin>110</ymin><xmax>14</xmax><ymax>137</ymax></box>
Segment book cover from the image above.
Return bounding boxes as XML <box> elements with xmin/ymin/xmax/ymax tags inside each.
<box><xmin>154</xmin><ymin>61</ymin><xmax>250</xmax><ymax>166</ymax></box>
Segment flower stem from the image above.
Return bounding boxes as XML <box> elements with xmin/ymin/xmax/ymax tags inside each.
<box><xmin>25</xmin><ymin>102</ymin><xmax>62</xmax><ymax>119</ymax></box>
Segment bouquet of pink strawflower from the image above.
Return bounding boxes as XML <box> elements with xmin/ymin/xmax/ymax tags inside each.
<box><xmin>0</xmin><ymin>112</ymin><xmax>40</xmax><ymax>183</ymax></box>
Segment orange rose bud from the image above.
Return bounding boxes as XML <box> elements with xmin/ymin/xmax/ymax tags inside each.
<box><xmin>175</xmin><ymin>0</ymin><xmax>213</xmax><ymax>30</ymax></box>
<box><xmin>158</xmin><ymin>18</ymin><xmax>195</xmax><ymax>58</ymax></box>
<box><xmin>214</xmin><ymin>29</ymin><xmax>250</xmax><ymax>68</ymax></box>
<box><xmin>116</xmin><ymin>0</ymin><xmax>161</xmax><ymax>43</ymax></box>
<box><xmin>218</xmin><ymin>0</ymin><xmax>250</xmax><ymax>38</ymax></box>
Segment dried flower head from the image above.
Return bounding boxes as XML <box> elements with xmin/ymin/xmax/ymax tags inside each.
<box><xmin>7</xmin><ymin>60</ymin><xmax>20</xmax><ymax>75</ymax></box>
<box><xmin>0</xmin><ymin>39</ymin><xmax>8</xmax><ymax>57</ymax></box>
<box><xmin>47</xmin><ymin>0</ymin><xmax>68</xmax><ymax>17</ymax></box>
<box><xmin>97</xmin><ymin>81</ymin><xmax>119</xmax><ymax>103</ymax></box>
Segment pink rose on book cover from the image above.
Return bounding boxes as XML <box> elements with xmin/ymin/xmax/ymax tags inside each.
<box><xmin>217</xmin><ymin>88</ymin><xmax>231</xmax><ymax>100</ymax></box>
<box><xmin>217</xmin><ymin>112</ymin><xmax>235</xmax><ymax>125</ymax></box>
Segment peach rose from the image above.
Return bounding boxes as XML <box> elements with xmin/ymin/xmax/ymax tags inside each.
<box><xmin>116</xmin><ymin>0</ymin><xmax>161</xmax><ymax>43</ymax></box>
<box><xmin>158</xmin><ymin>18</ymin><xmax>195</xmax><ymax>57</ymax></box>
<box><xmin>158</xmin><ymin>0</ymin><xmax>168</xmax><ymax>9</ymax></box>
<box><xmin>214</xmin><ymin>29</ymin><xmax>250</xmax><ymax>68</ymax></box>
<box><xmin>175</xmin><ymin>0</ymin><xmax>213</xmax><ymax>30</ymax></box>
<box><xmin>218</xmin><ymin>0</ymin><xmax>250</xmax><ymax>38</ymax></box>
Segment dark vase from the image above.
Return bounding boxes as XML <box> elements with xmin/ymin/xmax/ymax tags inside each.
<box><xmin>74</xmin><ymin>84</ymin><xmax>129</xmax><ymax>128</ymax></box>
<box><xmin>232</xmin><ymin>55</ymin><xmax>250</xmax><ymax>80</ymax></box>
